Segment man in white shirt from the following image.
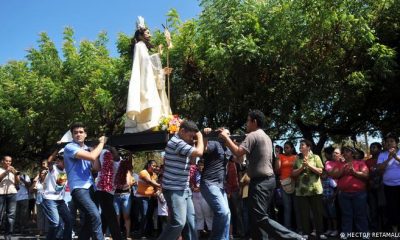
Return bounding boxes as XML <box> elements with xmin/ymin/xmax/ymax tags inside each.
<box><xmin>0</xmin><ymin>155</ymin><xmax>20</xmax><ymax>240</ymax></box>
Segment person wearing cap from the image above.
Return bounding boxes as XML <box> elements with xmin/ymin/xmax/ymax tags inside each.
<box><xmin>332</xmin><ymin>145</ymin><xmax>369</xmax><ymax>237</ymax></box>
<box><xmin>64</xmin><ymin>122</ymin><xmax>107</xmax><ymax>240</ymax></box>
<box><xmin>377</xmin><ymin>133</ymin><xmax>400</xmax><ymax>233</ymax></box>
<box><xmin>40</xmin><ymin>148</ymin><xmax>72</xmax><ymax>240</ymax></box>
<box><xmin>158</xmin><ymin>120</ymin><xmax>204</xmax><ymax>240</ymax></box>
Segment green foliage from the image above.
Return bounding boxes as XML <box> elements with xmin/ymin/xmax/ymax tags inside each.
<box><xmin>168</xmin><ymin>0</ymin><xmax>399</xmax><ymax>153</ymax></box>
<box><xmin>0</xmin><ymin>30</ymin><xmax>129</xmax><ymax>169</ymax></box>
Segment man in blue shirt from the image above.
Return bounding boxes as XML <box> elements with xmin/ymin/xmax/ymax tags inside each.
<box><xmin>64</xmin><ymin>122</ymin><xmax>107</xmax><ymax>240</ymax></box>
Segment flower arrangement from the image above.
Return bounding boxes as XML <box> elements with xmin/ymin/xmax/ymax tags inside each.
<box><xmin>156</xmin><ymin>114</ymin><xmax>183</xmax><ymax>134</ymax></box>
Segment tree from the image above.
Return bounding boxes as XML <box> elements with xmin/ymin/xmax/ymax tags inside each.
<box><xmin>1</xmin><ymin>0</ymin><xmax>399</xmax><ymax>165</ymax></box>
<box><xmin>166</xmin><ymin>0</ymin><xmax>398</xmax><ymax>153</ymax></box>
<box><xmin>0</xmin><ymin>29</ymin><xmax>130</xmax><ymax>167</ymax></box>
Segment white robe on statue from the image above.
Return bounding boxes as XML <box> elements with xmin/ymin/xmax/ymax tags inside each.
<box><xmin>125</xmin><ymin>41</ymin><xmax>172</xmax><ymax>133</ymax></box>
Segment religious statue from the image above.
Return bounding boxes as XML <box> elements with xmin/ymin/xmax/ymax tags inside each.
<box><xmin>125</xmin><ymin>16</ymin><xmax>172</xmax><ymax>133</ymax></box>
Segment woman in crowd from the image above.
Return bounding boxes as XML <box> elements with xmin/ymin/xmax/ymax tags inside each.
<box><xmin>275</xmin><ymin>141</ymin><xmax>297</xmax><ymax>230</ymax></box>
<box><xmin>114</xmin><ymin>155</ymin><xmax>134</xmax><ymax>239</ymax></box>
<box><xmin>30</xmin><ymin>168</ymin><xmax>49</xmax><ymax>236</ymax></box>
<box><xmin>333</xmin><ymin>146</ymin><xmax>369</xmax><ymax>236</ymax></box>
<box><xmin>226</xmin><ymin>157</ymin><xmax>244</xmax><ymax>238</ymax></box>
<box><xmin>93</xmin><ymin>146</ymin><xmax>123</xmax><ymax>240</ymax></box>
<box><xmin>191</xmin><ymin>159</ymin><xmax>213</xmax><ymax>237</ymax></box>
<box><xmin>136</xmin><ymin>160</ymin><xmax>160</xmax><ymax>238</ymax></box>
<box><xmin>365</xmin><ymin>142</ymin><xmax>384</xmax><ymax>231</ymax></box>
<box><xmin>377</xmin><ymin>133</ymin><xmax>400</xmax><ymax>233</ymax></box>
<box><xmin>292</xmin><ymin>139</ymin><xmax>326</xmax><ymax>240</ymax></box>
<box><xmin>321</xmin><ymin>169</ymin><xmax>338</xmax><ymax>237</ymax></box>
<box><xmin>240</xmin><ymin>168</ymin><xmax>250</xmax><ymax>238</ymax></box>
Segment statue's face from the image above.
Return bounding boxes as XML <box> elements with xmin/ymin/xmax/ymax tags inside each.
<box><xmin>144</xmin><ymin>29</ymin><xmax>151</xmax><ymax>41</ymax></box>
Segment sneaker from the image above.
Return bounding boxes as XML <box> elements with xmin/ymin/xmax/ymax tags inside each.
<box><xmin>320</xmin><ymin>234</ymin><xmax>328</xmax><ymax>240</ymax></box>
<box><xmin>330</xmin><ymin>230</ymin><xmax>338</xmax><ymax>236</ymax></box>
<box><xmin>324</xmin><ymin>230</ymin><xmax>332</xmax><ymax>236</ymax></box>
<box><xmin>311</xmin><ymin>230</ymin><xmax>316</xmax><ymax>236</ymax></box>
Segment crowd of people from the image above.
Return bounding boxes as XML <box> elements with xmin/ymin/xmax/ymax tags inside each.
<box><xmin>0</xmin><ymin>110</ymin><xmax>399</xmax><ymax>240</ymax></box>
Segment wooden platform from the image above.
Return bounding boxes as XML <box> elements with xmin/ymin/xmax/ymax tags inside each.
<box><xmin>107</xmin><ymin>131</ymin><xmax>170</xmax><ymax>152</ymax></box>
<box><xmin>84</xmin><ymin>131</ymin><xmax>245</xmax><ymax>152</ymax></box>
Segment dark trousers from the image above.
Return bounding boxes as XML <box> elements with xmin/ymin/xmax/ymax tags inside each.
<box><xmin>368</xmin><ymin>188</ymin><xmax>386</xmax><ymax>231</ymax></box>
<box><xmin>15</xmin><ymin>199</ymin><xmax>29</xmax><ymax>231</ymax></box>
<box><xmin>228</xmin><ymin>191</ymin><xmax>244</xmax><ymax>237</ymax></box>
<box><xmin>384</xmin><ymin>185</ymin><xmax>400</xmax><ymax>226</ymax></box>
<box><xmin>249</xmin><ymin>176</ymin><xmax>303</xmax><ymax>240</ymax></box>
<box><xmin>95</xmin><ymin>191</ymin><xmax>122</xmax><ymax>240</ymax></box>
<box><xmin>296</xmin><ymin>195</ymin><xmax>324</xmax><ymax>235</ymax></box>
<box><xmin>0</xmin><ymin>194</ymin><xmax>17</xmax><ymax>236</ymax></box>
<box><xmin>71</xmin><ymin>186</ymin><xmax>103</xmax><ymax>240</ymax></box>
<box><xmin>339</xmin><ymin>191</ymin><xmax>368</xmax><ymax>233</ymax></box>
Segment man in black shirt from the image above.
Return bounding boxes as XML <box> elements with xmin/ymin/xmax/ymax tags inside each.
<box><xmin>200</xmin><ymin>130</ymin><xmax>231</xmax><ymax>240</ymax></box>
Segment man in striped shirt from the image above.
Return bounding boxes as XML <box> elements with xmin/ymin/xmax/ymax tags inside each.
<box><xmin>158</xmin><ymin>120</ymin><xmax>204</xmax><ymax>240</ymax></box>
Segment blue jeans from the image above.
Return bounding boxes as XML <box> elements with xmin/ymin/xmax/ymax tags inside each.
<box><xmin>113</xmin><ymin>193</ymin><xmax>132</xmax><ymax>215</ymax></box>
<box><xmin>249</xmin><ymin>176</ymin><xmax>303</xmax><ymax>240</ymax></box>
<box><xmin>201</xmin><ymin>184</ymin><xmax>230</xmax><ymax>240</ymax></box>
<box><xmin>138</xmin><ymin>196</ymin><xmax>155</xmax><ymax>237</ymax></box>
<box><xmin>0</xmin><ymin>194</ymin><xmax>17</xmax><ymax>236</ymax></box>
<box><xmin>41</xmin><ymin>198</ymin><xmax>72</xmax><ymax>240</ymax></box>
<box><xmin>281</xmin><ymin>189</ymin><xmax>294</xmax><ymax>229</ymax></box>
<box><xmin>72</xmin><ymin>187</ymin><xmax>103</xmax><ymax>240</ymax></box>
<box><xmin>339</xmin><ymin>191</ymin><xmax>368</xmax><ymax>233</ymax></box>
<box><xmin>158</xmin><ymin>188</ymin><xmax>197</xmax><ymax>240</ymax></box>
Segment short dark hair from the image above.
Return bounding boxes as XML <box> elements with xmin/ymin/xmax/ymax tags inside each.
<box><xmin>355</xmin><ymin>148</ymin><xmax>365</xmax><ymax>159</ymax></box>
<box><xmin>300</xmin><ymin>139</ymin><xmax>313</xmax><ymax>148</ymax></box>
<box><xmin>70</xmin><ymin>122</ymin><xmax>87</xmax><ymax>133</ymax></box>
<box><xmin>56</xmin><ymin>154</ymin><xmax>64</xmax><ymax>161</ymax></box>
<box><xmin>275</xmin><ymin>145</ymin><xmax>283</xmax><ymax>153</ymax></box>
<box><xmin>248</xmin><ymin>110</ymin><xmax>265</xmax><ymax>128</ymax></box>
<box><xmin>384</xmin><ymin>132</ymin><xmax>399</xmax><ymax>143</ymax></box>
<box><xmin>180</xmin><ymin>120</ymin><xmax>199</xmax><ymax>133</ymax></box>
<box><xmin>324</xmin><ymin>146</ymin><xmax>335</xmax><ymax>155</ymax></box>
<box><xmin>370</xmin><ymin>142</ymin><xmax>382</xmax><ymax>150</ymax></box>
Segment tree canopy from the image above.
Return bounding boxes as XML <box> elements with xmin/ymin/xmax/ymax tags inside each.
<box><xmin>0</xmin><ymin>0</ymin><xmax>399</xmax><ymax>168</ymax></box>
